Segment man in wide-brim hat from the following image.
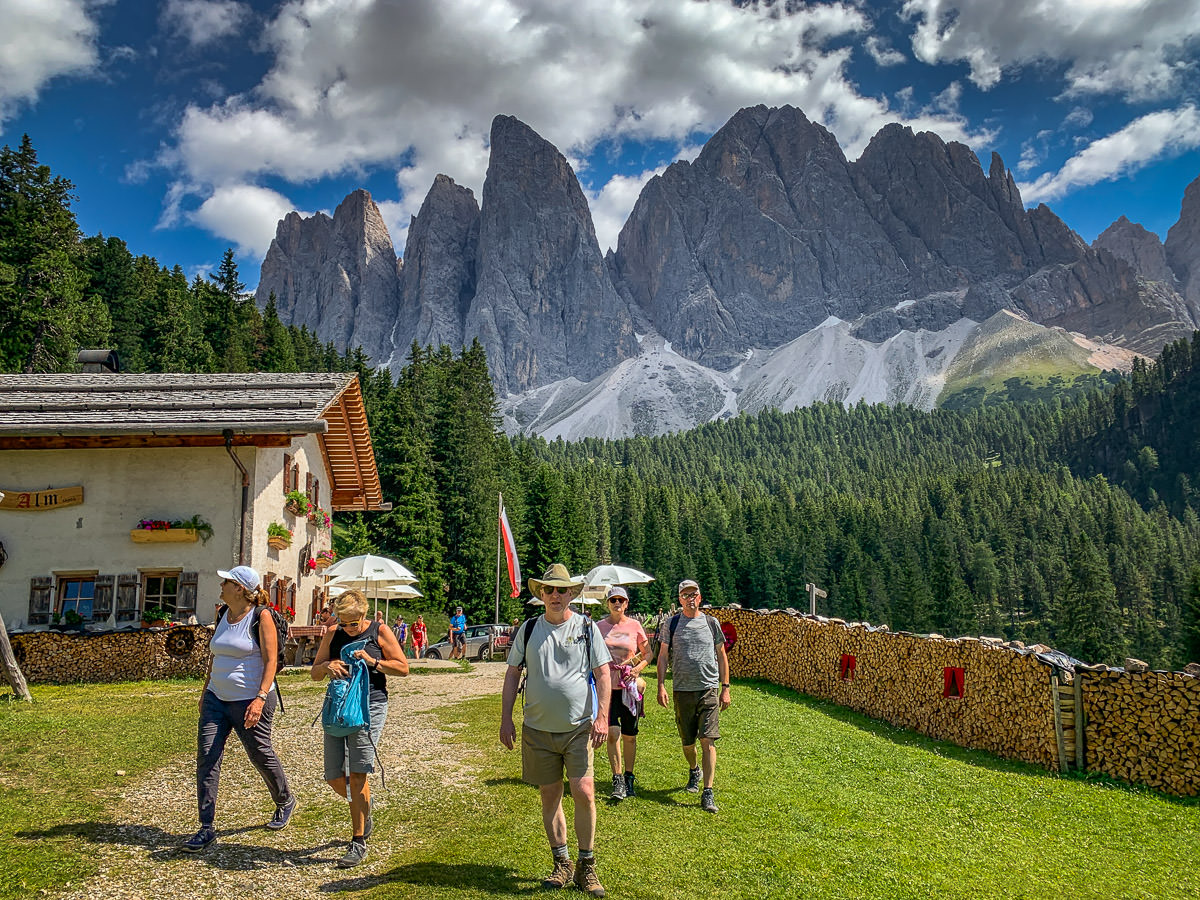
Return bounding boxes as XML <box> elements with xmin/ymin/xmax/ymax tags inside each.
<box><xmin>500</xmin><ymin>563</ymin><xmax>611</xmax><ymax>898</ymax></box>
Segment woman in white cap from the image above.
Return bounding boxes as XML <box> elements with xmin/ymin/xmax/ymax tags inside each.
<box><xmin>182</xmin><ymin>565</ymin><xmax>296</xmax><ymax>852</ymax></box>
<box><xmin>597</xmin><ymin>584</ymin><xmax>649</xmax><ymax>801</ymax></box>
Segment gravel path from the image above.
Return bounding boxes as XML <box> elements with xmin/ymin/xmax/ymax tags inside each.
<box><xmin>55</xmin><ymin>664</ymin><xmax>508</xmax><ymax>900</ymax></box>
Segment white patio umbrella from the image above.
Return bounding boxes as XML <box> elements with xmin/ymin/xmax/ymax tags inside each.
<box><xmin>322</xmin><ymin>554</ymin><xmax>418</xmax><ymax>620</ymax></box>
<box><xmin>583</xmin><ymin>564</ymin><xmax>655</xmax><ymax>588</ymax></box>
<box><xmin>582</xmin><ymin>564</ymin><xmax>655</xmax><ymax>600</ymax></box>
<box><xmin>328</xmin><ymin>583</ymin><xmax>422</xmax><ymax>600</ymax></box>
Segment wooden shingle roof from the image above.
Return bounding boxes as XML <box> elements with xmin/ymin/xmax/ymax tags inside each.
<box><xmin>0</xmin><ymin>372</ymin><xmax>383</xmax><ymax>511</ymax></box>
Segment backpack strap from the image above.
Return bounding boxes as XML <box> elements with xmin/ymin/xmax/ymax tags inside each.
<box><xmin>518</xmin><ymin>616</ymin><xmax>539</xmax><ymax>668</ymax></box>
<box><xmin>668</xmin><ymin>613</ymin><xmax>681</xmax><ymax>646</ymax></box>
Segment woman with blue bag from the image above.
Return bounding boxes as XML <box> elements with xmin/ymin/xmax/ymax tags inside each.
<box><xmin>311</xmin><ymin>589</ymin><xmax>407</xmax><ymax>868</ymax></box>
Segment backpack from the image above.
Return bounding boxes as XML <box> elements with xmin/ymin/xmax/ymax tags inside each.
<box><xmin>320</xmin><ymin>637</ymin><xmax>371</xmax><ymax>736</ymax></box>
<box><xmin>217</xmin><ymin>603</ymin><xmax>289</xmax><ymax>714</ymax></box>
<box><xmin>313</xmin><ymin>634</ymin><xmax>387</xmax><ymax>786</ymax></box>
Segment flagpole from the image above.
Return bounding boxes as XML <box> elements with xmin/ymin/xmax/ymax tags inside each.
<box><xmin>495</xmin><ymin>492</ymin><xmax>503</xmax><ymax>625</ymax></box>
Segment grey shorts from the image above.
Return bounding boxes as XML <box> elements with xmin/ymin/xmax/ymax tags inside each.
<box><xmin>674</xmin><ymin>688</ymin><xmax>720</xmax><ymax>745</ymax></box>
<box><xmin>324</xmin><ymin>694</ymin><xmax>388</xmax><ymax>780</ymax></box>
<box><xmin>521</xmin><ymin>722</ymin><xmax>594</xmax><ymax>785</ymax></box>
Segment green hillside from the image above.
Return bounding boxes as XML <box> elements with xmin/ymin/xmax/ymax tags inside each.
<box><xmin>940</xmin><ymin>311</ymin><xmax>1119</xmax><ymax>409</ymax></box>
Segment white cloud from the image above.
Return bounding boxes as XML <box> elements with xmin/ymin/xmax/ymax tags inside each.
<box><xmin>160</xmin><ymin>0</ymin><xmax>250</xmax><ymax>48</ymax></box>
<box><xmin>864</xmin><ymin>35</ymin><xmax>905</xmax><ymax>67</ymax></box>
<box><xmin>1062</xmin><ymin>107</ymin><xmax>1094</xmax><ymax>130</ymax></box>
<box><xmin>901</xmin><ymin>0</ymin><xmax>1200</xmax><ymax>100</ymax></box>
<box><xmin>188</xmin><ymin>183</ymin><xmax>303</xmax><ymax>258</ymax></box>
<box><xmin>0</xmin><ymin>0</ymin><xmax>100</xmax><ymax>127</ymax></box>
<box><xmin>159</xmin><ymin>0</ymin><xmax>984</xmax><ymax>257</ymax></box>
<box><xmin>1017</xmin><ymin>140</ymin><xmax>1040</xmax><ymax>174</ymax></box>
<box><xmin>1018</xmin><ymin>105</ymin><xmax>1200</xmax><ymax>203</ymax></box>
<box><xmin>586</xmin><ymin>168</ymin><xmax>667</xmax><ymax>255</ymax></box>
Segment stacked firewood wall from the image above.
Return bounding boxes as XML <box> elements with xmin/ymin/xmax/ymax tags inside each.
<box><xmin>710</xmin><ymin>609</ymin><xmax>1063</xmax><ymax>771</ymax></box>
<box><xmin>1080</xmin><ymin>668</ymin><xmax>1200</xmax><ymax>797</ymax></box>
<box><xmin>10</xmin><ymin>627</ymin><xmax>211</xmax><ymax>683</ymax></box>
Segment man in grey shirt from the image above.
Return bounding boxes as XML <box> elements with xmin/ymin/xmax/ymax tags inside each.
<box><xmin>501</xmin><ymin>563</ymin><xmax>612</xmax><ymax>897</ymax></box>
<box><xmin>656</xmin><ymin>578</ymin><xmax>731</xmax><ymax>814</ymax></box>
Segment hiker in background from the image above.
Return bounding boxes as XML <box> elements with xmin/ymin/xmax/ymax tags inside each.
<box><xmin>412</xmin><ymin>614</ymin><xmax>427</xmax><ymax>659</ymax></box>
<box><xmin>500</xmin><ymin>564</ymin><xmax>612</xmax><ymax>897</ymax></box>
<box><xmin>597</xmin><ymin>585</ymin><xmax>649</xmax><ymax>802</ymax></box>
<box><xmin>183</xmin><ymin>566</ymin><xmax>296</xmax><ymax>852</ymax></box>
<box><xmin>656</xmin><ymin>579</ymin><xmax>731</xmax><ymax>814</ymax></box>
<box><xmin>393</xmin><ymin>615</ymin><xmax>408</xmax><ymax>653</ymax></box>
<box><xmin>374</xmin><ymin>610</ymin><xmax>386</xmax><ymax>625</ymax></box>
<box><xmin>448</xmin><ymin>605</ymin><xmax>467</xmax><ymax>659</ymax></box>
<box><xmin>312</xmin><ymin>589</ymin><xmax>408</xmax><ymax>868</ymax></box>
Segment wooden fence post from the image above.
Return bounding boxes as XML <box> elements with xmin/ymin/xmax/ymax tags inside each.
<box><xmin>0</xmin><ymin>612</ymin><xmax>32</xmax><ymax>701</ymax></box>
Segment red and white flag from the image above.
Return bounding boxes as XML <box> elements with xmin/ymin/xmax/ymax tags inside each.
<box><xmin>499</xmin><ymin>502</ymin><xmax>522</xmax><ymax>598</ymax></box>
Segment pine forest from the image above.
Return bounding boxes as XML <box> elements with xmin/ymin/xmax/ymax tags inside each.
<box><xmin>3</xmin><ymin>136</ymin><xmax>1199</xmax><ymax>670</ymax></box>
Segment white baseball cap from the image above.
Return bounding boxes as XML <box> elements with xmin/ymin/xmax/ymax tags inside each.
<box><xmin>217</xmin><ymin>565</ymin><xmax>261</xmax><ymax>591</ymax></box>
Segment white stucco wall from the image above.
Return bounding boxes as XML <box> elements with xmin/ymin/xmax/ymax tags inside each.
<box><xmin>0</xmin><ymin>437</ymin><xmax>332</xmax><ymax>630</ymax></box>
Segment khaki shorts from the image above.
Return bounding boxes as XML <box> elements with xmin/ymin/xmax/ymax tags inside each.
<box><xmin>521</xmin><ymin>722</ymin><xmax>594</xmax><ymax>785</ymax></box>
<box><xmin>674</xmin><ymin>688</ymin><xmax>721</xmax><ymax>745</ymax></box>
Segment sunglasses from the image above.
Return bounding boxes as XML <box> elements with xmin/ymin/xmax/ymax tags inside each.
<box><xmin>680</xmin><ymin>591</ymin><xmax>700</xmax><ymax>600</ymax></box>
<box><xmin>608</xmin><ymin>598</ymin><xmax>627</xmax><ymax>605</ymax></box>
<box><xmin>543</xmin><ymin>585</ymin><xmax>572</xmax><ymax>595</ymax></box>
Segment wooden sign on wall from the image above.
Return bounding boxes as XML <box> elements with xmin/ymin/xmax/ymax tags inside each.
<box><xmin>0</xmin><ymin>486</ymin><xmax>84</xmax><ymax>511</ymax></box>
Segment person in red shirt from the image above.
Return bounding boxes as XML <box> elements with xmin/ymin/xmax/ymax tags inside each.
<box><xmin>411</xmin><ymin>614</ymin><xmax>427</xmax><ymax>659</ymax></box>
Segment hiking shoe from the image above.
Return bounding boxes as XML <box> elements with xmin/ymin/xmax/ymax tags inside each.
<box><xmin>624</xmin><ymin>772</ymin><xmax>636</xmax><ymax>797</ymax></box>
<box><xmin>181</xmin><ymin>826</ymin><xmax>216</xmax><ymax>852</ymax></box>
<box><xmin>700</xmin><ymin>787</ymin><xmax>718</xmax><ymax>814</ymax></box>
<box><xmin>267</xmin><ymin>795</ymin><xmax>298</xmax><ymax>830</ymax></box>
<box><xmin>336</xmin><ymin>840</ymin><xmax>369</xmax><ymax>868</ymax></box>
<box><xmin>574</xmin><ymin>856</ymin><xmax>606</xmax><ymax>898</ymax></box>
<box><xmin>685</xmin><ymin>766</ymin><xmax>702</xmax><ymax>793</ymax></box>
<box><xmin>542</xmin><ymin>856</ymin><xmax>574</xmax><ymax>889</ymax></box>
<box><xmin>610</xmin><ymin>773</ymin><xmax>626</xmax><ymax>801</ymax></box>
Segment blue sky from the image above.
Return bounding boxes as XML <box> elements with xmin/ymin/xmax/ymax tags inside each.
<box><xmin>3</xmin><ymin>0</ymin><xmax>1198</xmax><ymax>287</ymax></box>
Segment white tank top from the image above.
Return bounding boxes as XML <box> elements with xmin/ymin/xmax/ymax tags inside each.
<box><xmin>208</xmin><ymin>607</ymin><xmax>269</xmax><ymax>702</ymax></box>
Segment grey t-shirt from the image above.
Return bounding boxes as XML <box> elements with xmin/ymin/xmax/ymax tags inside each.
<box><xmin>508</xmin><ymin>613</ymin><xmax>612</xmax><ymax>733</ymax></box>
<box><xmin>664</xmin><ymin>613</ymin><xmax>723</xmax><ymax>691</ymax></box>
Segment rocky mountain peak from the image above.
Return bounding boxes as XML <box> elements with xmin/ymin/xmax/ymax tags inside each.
<box><xmin>464</xmin><ymin>114</ymin><xmax>636</xmax><ymax>394</ymax></box>
<box><xmin>1094</xmin><ymin>216</ymin><xmax>1175</xmax><ymax>283</ymax></box>
<box><xmin>1165</xmin><ymin>175</ymin><xmax>1200</xmax><ymax>320</ymax></box>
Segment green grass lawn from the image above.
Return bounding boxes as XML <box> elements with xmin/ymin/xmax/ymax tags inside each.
<box><xmin>1</xmin><ymin>676</ymin><xmax>1197</xmax><ymax>899</ymax></box>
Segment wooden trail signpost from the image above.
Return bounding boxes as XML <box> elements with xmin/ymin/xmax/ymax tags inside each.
<box><xmin>807</xmin><ymin>582</ymin><xmax>827</xmax><ymax>616</ymax></box>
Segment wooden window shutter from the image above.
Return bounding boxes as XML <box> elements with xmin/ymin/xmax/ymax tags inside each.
<box><xmin>116</xmin><ymin>574</ymin><xmax>141</xmax><ymax>623</ymax></box>
<box><xmin>292</xmin><ymin>462</ymin><xmax>299</xmax><ymax>493</ymax></box>
<box><xmin>177</xmin><ymin>572</ymin><xmax>199</xmax><ymax>615</ymax></box>
<box><xmin>93</xmin><ymin>575</ymin><xmax>116</xmax><ymax>620</ymax></box>
<box><xmin>283</xmin><ymin>454</ymin><xmax>293</xmax><ymax>493</ymax></box>
<box><xmin>305</xmin><ymin>471</ymin><xmax>313</xmax><ymax>501</ymax></box>
<box><xmin>313</xmin><ymin>479</ymin><xmax>320</xmax><ymax>509</ymax></box>
<box><xmin>27</xmin><ymin>576</ymin><xmax>52</xmax><ymax>625</ymax></box>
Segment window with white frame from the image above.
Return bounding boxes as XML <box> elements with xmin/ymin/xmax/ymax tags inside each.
<box><xmin>143</xmin><ymin>571</ymin><xmax>182</xmax><ymax>617</ymax></box>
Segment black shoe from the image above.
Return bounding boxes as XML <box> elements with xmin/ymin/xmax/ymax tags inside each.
<box><xmin>610</xmin><ymin>773</ymin><xmax>626</xmax><ymax>801</ymax></box>
<box><xmin>700</xmin><ymin>787</ymin><xmax>718</xmax><ymax>813</ymax></box>
<box><xmin>181</xmin><ymin>826</ymin><xmax>216</xmax><ymax>852</ymax></box>
<box><xmin>624</xmin><ymin>773</ymin><xmax>636</xmax><ymax>798</ymax></box>
<box><xmin>685</xmin><ymin>767</ymin><xmax>702</xmax><ymax>793</ymax></box>
<box><xmin>267</xmin><ymin>795</ymin><xmax>298</xmax><ymax>830</ymax></box>
<box><xmin>336</xmin><ymin>840</ymin><xmax>368</xmax><ymax>868</ymax></box>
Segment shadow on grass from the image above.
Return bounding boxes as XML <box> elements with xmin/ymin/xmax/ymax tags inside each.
<box><xmin>323</xmin><ymin>861</ymin><xmax>538</xmax><ymax>895</ymax></box>
<box><xmin>18</xmin><ymin>821</ymin><xmax>344</xmax><ymax>870</ymax></box>
<box><xmin>741</xmin><ymin>679</ymin><xmax>1200</xmax><ymax>806</ymax></box>
<box><xmin>483</xmin><ymin>774</ymin><xmax>692</xmax><ymax>809</ymax></box>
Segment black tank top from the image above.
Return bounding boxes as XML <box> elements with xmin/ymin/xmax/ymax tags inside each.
<box><xmin>329</xmin><ymin>620</ymin><xmax>387</xmax><ymax>699</ymax></box>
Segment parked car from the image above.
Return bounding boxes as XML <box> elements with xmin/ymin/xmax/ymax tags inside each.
<box><xmin>424</xmin><ymin>623</ymin><xmax>512</xmax><ymax>660</ymax></box>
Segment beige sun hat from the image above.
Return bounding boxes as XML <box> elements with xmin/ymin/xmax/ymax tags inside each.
<box><xmin>528</xmin><ymin>563</ymin><xmax>585</xmax><ymax>597</ymax></box>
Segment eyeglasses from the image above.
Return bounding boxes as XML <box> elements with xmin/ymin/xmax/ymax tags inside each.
<box><xmin>680</xmin><ymin>591</ymin><xmax>700</xmax><ymax>600</ymax></box>
<box><xmin>543</xmin><ymin>585</ymin><xmax>572</xmax><ymax>595</ymax></box>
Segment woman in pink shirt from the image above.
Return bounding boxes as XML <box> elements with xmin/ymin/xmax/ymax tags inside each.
<box><xmin>596</xmin><ymin>585</ymin><xmax>649</xmax><ymax>801</ymax></box>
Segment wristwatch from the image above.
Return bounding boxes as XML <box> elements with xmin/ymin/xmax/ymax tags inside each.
<box><xmin>256</xmin><ymin>691</ymin><xmax>268</xmax><ymax>701</ymax></box>
<box><xmin>721</xmin><ymin>683</ymin><xmax>730</xmax><ymax>688</ymax></box>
